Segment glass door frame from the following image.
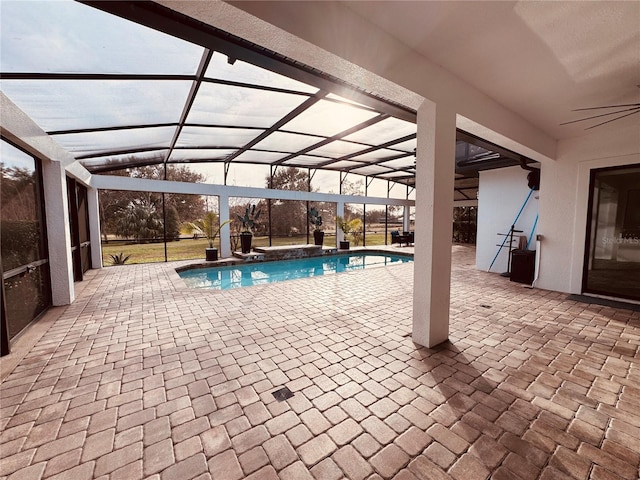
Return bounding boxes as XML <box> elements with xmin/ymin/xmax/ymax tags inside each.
<box><xmin>582</xmin><ymin>163</ymin><xmax>640</xmax><ymax>301</ymax></box>
<box><xmin>1</xmin><ymin>138</ymin><xmax>52</xmax><ymax>353</ymax></box>
<box><xmin>1</xmin><ymin>262</ymin><xmax>8</xmax><ymax>356</ymax></box>
<box><xmin>67</xmin><ymin>176</ymin><xmax>92</xmax><ymax>281</ymax></box>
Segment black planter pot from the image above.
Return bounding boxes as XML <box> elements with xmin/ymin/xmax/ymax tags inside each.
<box><xmin>339</xmin><ymin>241</ymin><xmax>350</xmax><ymax>250</ymax></box>
<box><xmin>313</xmin><ymin>230</ymin><xmax>324</xmax><ymax>246</ymax></box>
<box><xmin>205</xmin><ymin>248</ymin><xmax>218</xmax><ymax>261</ymax></box>
<box><xmin>240</xmin><ymin>233</ymin><xmax>252</xmax><ymax>254</ymax></box>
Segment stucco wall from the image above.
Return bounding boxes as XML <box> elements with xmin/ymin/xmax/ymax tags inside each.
<box><xmin>536</xmin><ymin>124</ymin><xmax>640</xmax><ymax>294</ymax></box>
<box><xmin>476</xmin><ymin>166</ymin><xmax>539</xmax><ymax>273</ymax></box>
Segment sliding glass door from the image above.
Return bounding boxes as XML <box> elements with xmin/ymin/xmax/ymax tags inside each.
<box><xmin>1</xmin><ymin>140</ymin><xmax>51</xmax><ymax>348</ymax></box>
<box><xmin>584</xmin><ymin>165</ymin><xmax>640</xmax><ymax>301</ymax></box>
<box><xmin>67</xmin><ymin>177</ymin><xmax>92</xmax><ymax>281</ymax></box>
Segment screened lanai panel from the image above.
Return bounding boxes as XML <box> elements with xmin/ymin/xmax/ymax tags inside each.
<box><xmin>325</xmin><ymin>93</ymin><xmax>370</xmax><ymax>107</ymax></box>
<box><xmin>80</xmin><ymin>150</ymin><xmax>168</xmax><ymax>172</ymax></box>
<box><xmin>186</xmin><ymin>82</ymin><xmax>309</xmax><ymax>127</ymax></box>
<box><xmin>169</xmin><ymin>149</ymin><xmax>236</xmax><ymax>162</ymax></box>
<box><xmin>379</xmin><ymin>157</ymin><xmax>417</xmax><ymax>170</ymax></box>
<box><xmin>281</xmin><ymin>155</ymin><xmax>333</xmax><ymax>167</ymax></box>
<box><xmin>311</xmin><ymin>170</ymin><xmax>341</xmax><ymax>193</ymax></box>
<box><xmin>348</xmin><ymin>149</ymin><xmax>412</xmax><ymax>163</ymax></box>
<box><xmin>342</xmin><ymin>117</ymin><xmax>416</xmax><ymax>144</ymax></box>
<box><xmin>306</xmin><ymin>140</ymin><xmax>372</xmax><ymax>158</ymax></box>
<box><xmin>204</xmin><ymin>53</ymin><xmax>318</xmax><ymax>94</ymax></box>
<box><xmin>252</xmin><ymin>131</ymin><xmax>324</xmax><ymax>152</ymax></box>
<box><xmin>380</xmin><ymin>171</ymin><xmax>415</xmax><ymax>179</ymax></box>
<box><xmin>53</xmin><ymin>127</ymin><xmax>176</xmax><ymax>158</ymax></box>
<box><xmin>389</xmin><ymin>181</ymin><xmax>410</xmax><ymax>198</ymax></box>
<box><xmin>232</xmin><ymin>151</ymin><xmax>287</xmax><ymax>164</ymax></box>
<box><xmin>367</xmin><ymin>178</ymin><xmax>391</xmax><ymax>197</ymax></box>
<box><xmin>351</xmin><ymin>165</ymin><xmax>394</xmax><ymax>176</ymax></box>
<box><xmin>281</xmin><ymin>99</ymin><xmax>381</xmax><ymax>137</ymax></box>
<box><xmin>173</xmin><ymin>163</ymin><xmax>226</xmax><ymax>184</ymax></box>
<box><xmin>176</xmin><ymin>127</ymin><xmax>261</xmax><ymax>148</ymax></box>
<box><xmin>392</xmin><ymin>138</ymin><xmax>418</xmax><ymax>152</ymax></box>
<box><xmin>0</xmin><ymin>0</ymin><xmax>203</xmax><ymax>74</ymax></box>
<box><xmin>324</xmin><ymin>160</ymin><xmax>363</xmax><ymax>170</ymax></box>
<box><xmin>226</xmin><ymin>164</ymin><xmax>270</xmax><ymax>188</ymax></box>
<box><xmin>1</xmin><ymin>80</ymin><xmax>192</xmax><ymax>132</ymax></box>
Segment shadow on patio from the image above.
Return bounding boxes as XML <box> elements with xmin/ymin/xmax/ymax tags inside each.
<box><xmin>1</xmin><ymin>245</ymin><xmax>639</xmax><ymax>480</ymax></box>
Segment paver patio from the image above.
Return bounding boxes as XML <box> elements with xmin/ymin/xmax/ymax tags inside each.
<box><xmin>1</xmin><ymin>244</ymin><xmax>639</xmax><ymax>480</ymax></box>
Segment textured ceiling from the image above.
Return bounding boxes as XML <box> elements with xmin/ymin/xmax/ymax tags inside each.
<box><xmin>231</xmin><ymin>0</ymin><xmax>640</xmax><ymax>141</ymax></box>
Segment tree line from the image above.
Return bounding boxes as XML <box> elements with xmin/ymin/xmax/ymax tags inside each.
<box><xmin>99</xmin><ymin>165</ymin><xmax>207</xmax><ymax>242</ymax></box>
<box><xmin>98</xmin><ymin>165</ymin><xmax>404</xmax><ymax>243</ymax></box>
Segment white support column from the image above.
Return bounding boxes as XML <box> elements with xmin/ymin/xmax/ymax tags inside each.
<box><xmin>412</xmin><ymin>100</ymin><xmax>456</xmax><ymax>348</ymax></box>
<box><xmin>336</xmin><ymin>201</ymin><xmax>345</xmax><ymax>246</ymax></box>
<box><xmin>87</xmin><ymin>187</ymin><xmax>103</xmax><ymax>269</ymax></box>
<box><xmin>403</xmin><ymin>206</ymin><xmax>410</xmax><ymax>232</ymax></box>
<box><xmin>219</xmin><ymin>194</ymin><xmax>231</xmax><ymax>258</ymax></box>
<box><xmin>42</xmin><ymin>160</ymin><xmax>75</xmax><ymax>305</ymax></box>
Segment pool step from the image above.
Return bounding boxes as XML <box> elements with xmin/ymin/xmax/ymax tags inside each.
<box><xmin>233</xmin><ymin>244</ymin><xmax>337</xmax><ymax>262</ymax></box>
<box><xmin>232</xmin><ymin>251</ymin><xmax>266</xmax><ymax>262</ymax></box>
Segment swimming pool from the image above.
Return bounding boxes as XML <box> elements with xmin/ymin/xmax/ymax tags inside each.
<box><xmin>178</xmin><ymin>252</ymin><xmax>412</xmax><ymax>290</ymax></box>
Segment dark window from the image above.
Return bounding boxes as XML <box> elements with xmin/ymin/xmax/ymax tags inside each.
<box><xmin>1</xmin><ymin>139</ymin><xmax>51</xmax><ymax>348</ymax></box>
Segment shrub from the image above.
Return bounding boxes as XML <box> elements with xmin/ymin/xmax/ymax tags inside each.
<box><xmin>109</xmin><ymin>252</ymin><xmax>131</xmax><ymax>265</ymax></box>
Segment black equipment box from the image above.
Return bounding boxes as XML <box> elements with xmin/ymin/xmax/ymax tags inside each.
<box><xmin>510</xmin><ymin>250</ymin><xmax>535</xmax><ymax>284</ymax></box>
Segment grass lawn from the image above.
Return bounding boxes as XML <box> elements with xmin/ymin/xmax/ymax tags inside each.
<box><xmin>101</xmin><ymin>232</ymin><xmax>391</xmax><ymax>265</ymax></box>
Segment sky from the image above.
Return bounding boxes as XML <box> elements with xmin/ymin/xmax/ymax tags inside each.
<box><xmin>1</xmin><ymin>137</ymin><xmax>34</xmax><ymax>170</ymax></box>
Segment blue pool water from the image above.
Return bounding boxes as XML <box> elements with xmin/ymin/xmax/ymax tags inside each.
<box><xmin>179</xmin><ymin>252</ymin><xmax>412</xmax><ymax>290</ymax></box>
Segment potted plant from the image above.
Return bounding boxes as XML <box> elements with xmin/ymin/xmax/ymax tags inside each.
<box><xmin>336</xmin><ymin>216</ymin><xmax>362</xmax><ymax>250</ymax></box>
<box><xmin>308</xmin><ymin>206</ymin><xmax>324</xmax><ymax>246</ymax></box>
<box><xmin>183</xmin><ymin>212</ymin><xmax>231</xmax><ymax>261</ymax></box>
<box><xmin>236</xmin><ymin>204</ymin><xmax>262</xmax><ymax>253</ymax></box>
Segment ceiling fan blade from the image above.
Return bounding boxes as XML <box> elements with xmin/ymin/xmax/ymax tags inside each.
<box><xmin>573</xmin><ymin>103</ymin><xmax>640</xmax><ymax>111</ymax></box>
<box><xmin>585</xmin><ymin>107</ymin><xmax>640</xmax><ymax>130</ymax></box>
<box><xmin>560</xmin><ymin>106</ymin><xmax>640</xmax><ymax>126</ymax></box>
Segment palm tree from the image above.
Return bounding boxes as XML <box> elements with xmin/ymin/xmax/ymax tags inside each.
<box><xmin>183</xmin><ymin>211</ymin><xmax>230</xmax><ymax>248</ymax></box>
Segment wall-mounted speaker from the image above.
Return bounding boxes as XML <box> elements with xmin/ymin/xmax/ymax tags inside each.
<box><xmin>527</xmin><ymin>169</ymin><xmax>540</xmax><ymax>190</ymax></box>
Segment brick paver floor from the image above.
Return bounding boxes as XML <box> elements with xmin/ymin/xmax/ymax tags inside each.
<box><xmin>1</xmin><ymin>244</ymin><xmax>639</xmax><ymax>479</ymax></box>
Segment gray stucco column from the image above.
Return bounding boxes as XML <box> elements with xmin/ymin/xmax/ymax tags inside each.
<box><xmin>412</xmin><ymin>100</ymin><xmax>456</xmax><ymax>348</ymax></box>
<box><xmin>336</xmin><ymin>201</ymin><xmax>345</xmax><ymax>246</ymax></box>
<box><xmin>403</xmin><ymin>206</ymin><xmax>411</xmax><ymax>232</ymax></box>
<box><xmin>219</xmin><ymin>194</ymin><xmax>231</xmax><ymax>258</ymax></box>
<box><xmin>42</xmin><ymin>160</ymin><xmax>75</xmax><ymax>305</ymax></box>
